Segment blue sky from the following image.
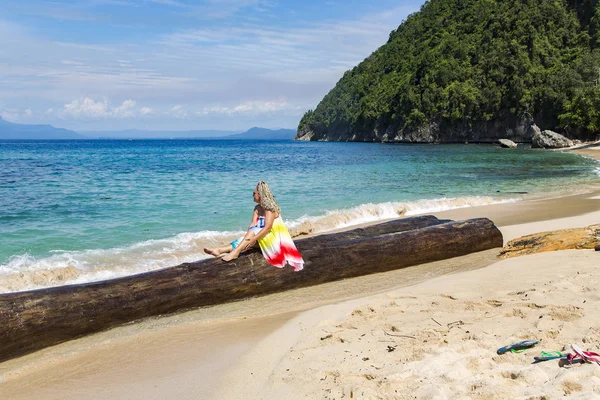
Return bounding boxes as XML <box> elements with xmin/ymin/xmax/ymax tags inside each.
<box><xmin>0</xmin><ymin>0</ymin><xmax>423</xmax><ymax>131</ymax></box>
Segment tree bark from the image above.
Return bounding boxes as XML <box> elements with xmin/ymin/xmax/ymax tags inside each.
<box><xmin>499</xmin><ymin>224</ymin><xmax>600</xmax><ymax>258</ymax></box>
<box><xmin>0</xmin><ymin>216</ymin><xmax>502</xmax><ymax>362</ymax></box>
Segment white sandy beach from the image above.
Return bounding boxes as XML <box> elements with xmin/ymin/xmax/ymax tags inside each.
<box><xmin>0</xmin><ymin>145</ymin><xmax>599</xmax><ymax>400</ymax></box>
<box><xmin>220</xmin><ymin>250</ymin><xmax>600</xmax><ymax>400</ymax></box>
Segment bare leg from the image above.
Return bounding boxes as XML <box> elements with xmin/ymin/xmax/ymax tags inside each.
<box><xmin>204</xmin><ymin>245</ymin><xmax>232</xmax><ymax>257</ymax></box>
<box><xmin>222</xmin><ymin>230</ymin><xmax>255</xmax><ymax>262</ymax></box>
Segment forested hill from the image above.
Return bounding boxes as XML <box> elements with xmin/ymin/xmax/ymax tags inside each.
<box><xmin>297</xmin><ymin>0</ymin><xmax>600</xmax><ymax>143</ymax></box>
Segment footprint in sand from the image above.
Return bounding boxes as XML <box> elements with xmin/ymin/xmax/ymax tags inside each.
<box><xmin>464</xmin><ymin>301</ymin><xmax>493</xmax><ymax>311</ymax></box>
<box><xmin>584</xmin><ymin>326</ymin><xmax>600</xmax><ymax>339</ymax></box>
<box><xmin>539</xmin><ymin>328</ymin><xmax>561</xmax><ymax>340</ymax></box>
<box><xmin>514</xmin><ymin>302</ymin><xmax>546</xmax><ymax>309</ymax></box>
<box><xmin>504</xmin><ymin>308</ymin><xmax>527</xmax><ymax>319</ymax></box>
<box><xmin>502</xmin><ymin>368</ymin><xmax>549</xmax><ymax>386</ymax></box>
<box><xmin>501</xmin><ymin>370</ymin><xmax>524</xmax><ymax>381</ymax></box>
<box><xmin>335</xmin><ymin>322</ymin><xmax>359</xmax><ymax>330</ymax></box>
<box><xmin>562</xmin><ymin>380</ymin><xmax>583</xmax><ymax>395</ymax></box>
<box><xmin>440</xmin><ymin>294</ymin><xmax>458</xmax><ymax>300</ymax></box>
<box><xmin>547</xmin><ymin>305</ymin><xmax>584</xmax><ymax>321</ymax></box>
<box><xmin>508</xmin><ymin>289</ymin><xmax>536</xmax><ymax>296</ymax></box>
<box><xmin>466</xmin><ymin>358</ymin><xmax>480</xmax><ymax>372</ymax></box>
<box><xmin>350</xmin><ymin>306</ymin><xmax>377</xmax><ymax>318</ymax></box>
<box><xmin>487</xmin><ymin>299</ymin><xmax>503</xmax><ymax>307</ymax></box>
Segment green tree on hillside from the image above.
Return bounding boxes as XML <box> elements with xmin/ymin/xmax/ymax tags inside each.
<box><xmin>299</xmin><ymin>0</ymin><xmax>600</xmax><ymax>142</ymax></box>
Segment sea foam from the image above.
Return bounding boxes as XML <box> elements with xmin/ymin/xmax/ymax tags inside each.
<box><xmin>0</xmin><ymin>230</ymin><xmax>242</xmax><ymax>294</ymax></box>
<box><xmin>287</xmin><ymin>196</ymin><xmax>517</xmax><ymax>236</ymax></box>
<box><xmin>0</xmin><ymin>196</ymin><xmax>517</xmax><ymax>293</ymax></box>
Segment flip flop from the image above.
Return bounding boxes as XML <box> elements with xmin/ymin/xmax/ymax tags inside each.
<box><xmin>568</xmin><ymin>344</ymin><xmax>600</xmax><ymax>365</ymax></box>
<box><xmin>560</xmin><ymin>356</ymin><xmax>584</xmax><ymax>367</ymax></box>
<box><xmin>533</xmin><ymin>351</ymin><xmax>566</xmax><ymax>363</ymax></box>
<box><xmin>497</xmin><ymin>339</ymin><xmax>539</xmax><ymax>355</ymax></box>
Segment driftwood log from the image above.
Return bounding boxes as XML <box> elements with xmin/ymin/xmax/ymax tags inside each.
<box><xmin>0</xmin><ymin>216</ymin><xmax>502</xmax><ymax>362</ymax></box>
<box><xmin>499</xmin><ymin>224</ymin><xmax>600</xmax><ymax>258</ymax></box>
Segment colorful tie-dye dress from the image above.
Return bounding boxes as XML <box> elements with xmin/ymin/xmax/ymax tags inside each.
<box><xmin>257</xmin><ymin>216</ymin><xmax>304</xmax><ymax>271</ymax></box>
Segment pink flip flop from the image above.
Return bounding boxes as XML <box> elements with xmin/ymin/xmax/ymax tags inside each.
<box><xmin>567</xmin><ymin>344</ymin><xmax>600</xmax><ymax>366</ymax></box>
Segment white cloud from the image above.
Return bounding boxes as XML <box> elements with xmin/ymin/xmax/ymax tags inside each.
<box><xmin>114</xmin><ymin>99</ymin><xmax>136</xmax><ymax>117</ymax></box>
<box><xmin>170</xmin><ymin>105</ymin><xmax>189</xmax><ymax>118</ymax></box>
<box><xmin>232</xmin><ymin>99</ymin><xmax>288</xmax><ymax>113</ymax></box>
<box><xmin>59</xmin><ymin>97</ymin><xmax>148</xmax><ymax>119</ymax></box>
<box><xmin>0</xmin><ymin>107</ymin><xmax>34</xmax><ymax>122</ymax></box>
<box><xmin>0</xmin><ymin>3</ymin><xmax>421</xmax><ymax>130</ymax></box>
<box><xmin>61</xmin><ymin>60</ymin><xmax>86</xmax><ymax>66</ymax></box>
<box><xmin>179</xmin><ymin>0</ymin><xmax>274</xmax><ymax>20</ymax></box>
<box><xmin>157</xmin><ymin>5</ymin><xmax>417</xmax><ymax>76</ymax></box>
<box><xmin>62</xmin><ymin>97</ymin><xmax>110</xmax><ymax>118</ymax></box>
<box><xmin>198</xmin><ymin>98</ymin><xmax>300</xmax><ymax>116</ymax></box>
<box><xmin>0</xmin><ymin>110</ymin><xmax>17</xmax><ymax>121</ymax></box>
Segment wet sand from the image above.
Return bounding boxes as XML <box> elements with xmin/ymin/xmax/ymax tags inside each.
<box><xmin>0</xmin><ymin>145</ymin><xmax>598</xmax><ymax>400</ymax></box>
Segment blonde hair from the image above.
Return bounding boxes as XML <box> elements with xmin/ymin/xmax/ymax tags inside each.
<box><xmin>257</xmin><ymin>181</ymin><xmax>280</xmax><ymax>215</ymax></box>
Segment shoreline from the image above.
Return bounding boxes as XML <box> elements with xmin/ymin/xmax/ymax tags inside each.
<box><xmin>2</xmin><ymin>143</ymin><xmax>598</xmax><ymax>294</ymax></box>
<box><xmin>0</xmin><ymin>145</ymin><xmax>599</xmax><ymax>399</ymax></box>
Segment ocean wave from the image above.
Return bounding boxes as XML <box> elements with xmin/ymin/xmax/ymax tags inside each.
<box><xmin>0</xmin><ymin>196</ymin><xmax>516</xmax><ymax>294</ymax></box>
<box><xmin>287</xmin><ymin>196</ymin><xmax>517</xmax><ymax>236</ymax></box>
<box><xmin>0</xmin><ymin>230</ymin><xmax>242</xmax><ymax>294</ymax></box>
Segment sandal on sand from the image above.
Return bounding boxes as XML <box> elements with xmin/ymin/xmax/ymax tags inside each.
<box><xmin>497</xmin><ymin>339</ymin><xmax>539</xmax><ymax>355</ymax></box>
<box><xmin>533</xmin><ymin>351</ymin><xmax>566</xmax><ymax>363</ymax></box>
<box><xmin>567</xmin><ymin>344</ymin><xmax>600</xmax><ymax>366</ymax></box>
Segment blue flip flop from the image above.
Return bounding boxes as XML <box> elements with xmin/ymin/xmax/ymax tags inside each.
<box><xmin>497</xmin><ymin>339</ymin><xmax>539</xmax><ymax>355</ymax></box>
<box><xmin>533</xmin><ymin>351</ymin><xmax>566</xmax><ymax>363</ymax></box>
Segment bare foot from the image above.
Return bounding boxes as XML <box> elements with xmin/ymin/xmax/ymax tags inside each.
<box><xmin>204</xmin><ymin>247</ymin><xmax>221</xmax><ymax>257</ymax></box>
<box><xmin>221</xmin><ymin>253</ymin><xmax>238</xmax><ymax>262</ymax></box>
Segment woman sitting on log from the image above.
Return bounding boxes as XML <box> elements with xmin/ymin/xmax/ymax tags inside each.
<box><xmin>204</xmin><ymin>181</ymin><xmax>304</xmax><ymax>271</ymax></box>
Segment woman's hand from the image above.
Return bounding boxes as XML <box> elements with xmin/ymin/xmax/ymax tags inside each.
<box><xmin>244</xmin><ymin>237</ymin><xmax>257</xmax><ymax>250</ymax></box>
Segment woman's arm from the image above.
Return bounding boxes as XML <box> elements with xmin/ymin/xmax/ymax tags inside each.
<box><xmin>246</xmin><ymin>210</ymin><xmax>275</xmax><ymax>246</ymax></box>
<box><xmin>248</xmin><ymin>206</ymin><xmax>259</xmax><ymax>228</ymax></box>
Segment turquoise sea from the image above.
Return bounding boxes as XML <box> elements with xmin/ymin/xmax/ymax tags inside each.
<box><xmin>1</xmin><ymin>139</ymin><xmax>599</xmax><ymax>293</ymax></box>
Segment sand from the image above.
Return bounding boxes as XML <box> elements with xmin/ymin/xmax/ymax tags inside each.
<box><xmin>566</xmin><ymin>141</ymin><xmax>600</xmax><ymax>161</ymax></box>
<box><xmin>220</xmin><ymin>250</ymin><xmax>600</xmax><ymax>400</ymax></box>
<box><xmin>0</xmin><ymin>144</ymin><xmax>599</xmax><ymax>399</ymax></box>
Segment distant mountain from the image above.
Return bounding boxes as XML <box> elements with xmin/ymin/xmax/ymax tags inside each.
<box><xmin>0</xmin><ymin>117</ymin><xmax>84</xmax><ymax>139</ymax></box>
<box><xmin>85</xmin><ymin>127</ymin><xmax>297</xmax><ymax>140</ymax></box>
<box><xmin>0</xmin><ymin>120</ymin><xmax>297</xmax><ymax>140</ymax></box>
<box><xmin>223</xmin><ymin>127</ymin><xmax>297</xmax><ymax>140</ymax></box>
<box><xmin>80</xmin><ymin>129</ymin><xmax>241</xmax><ymax>139</ymax></box>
